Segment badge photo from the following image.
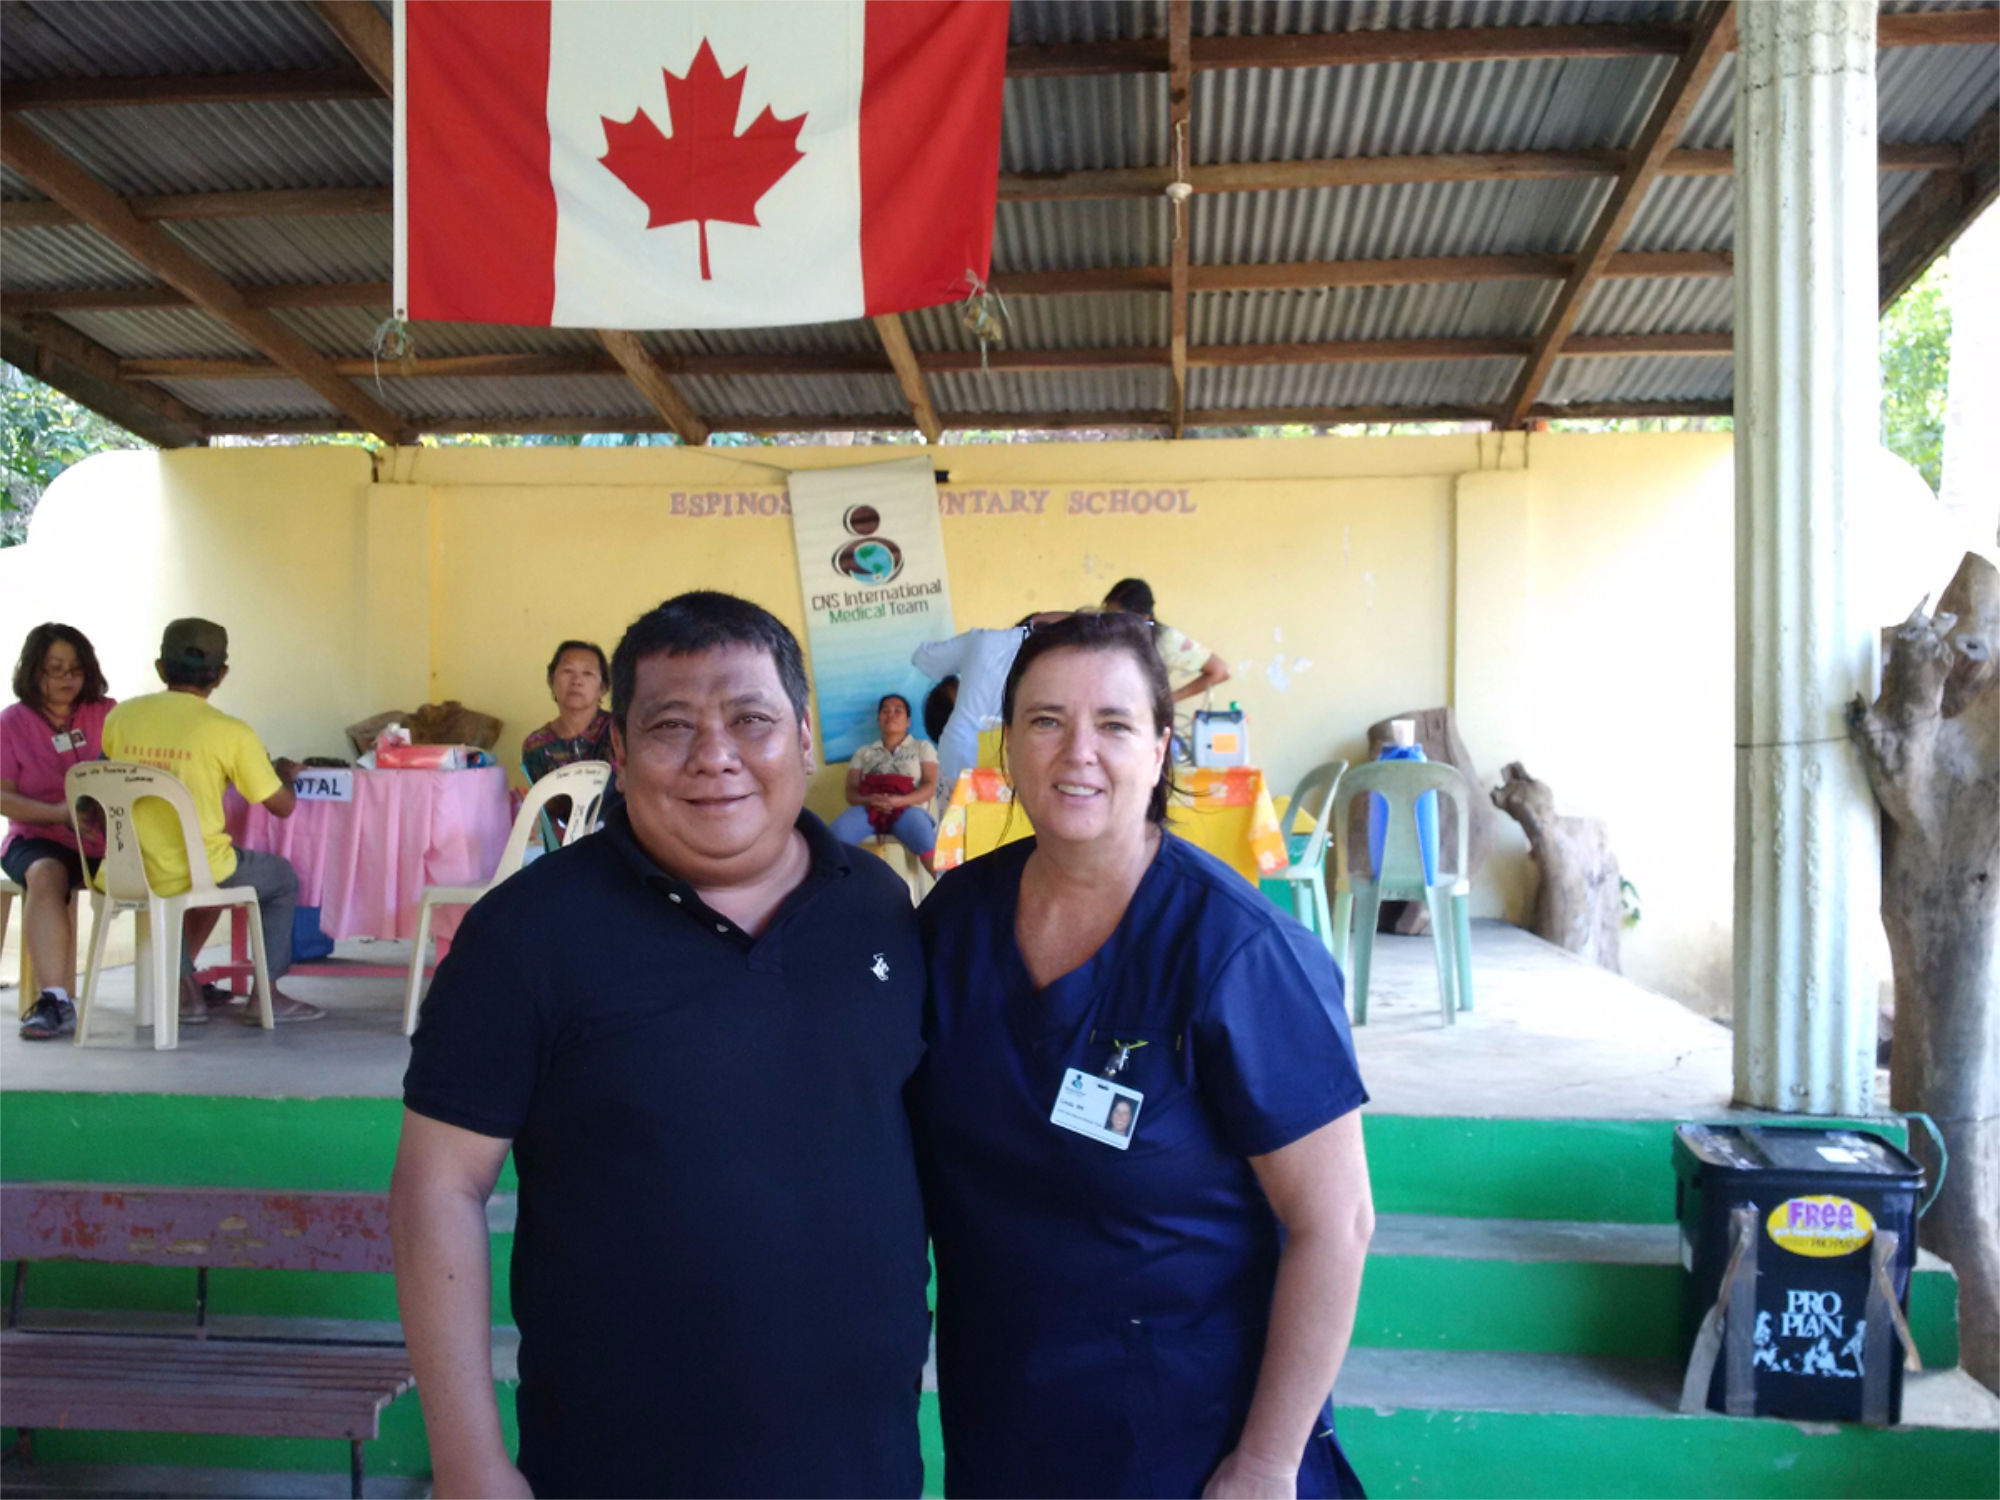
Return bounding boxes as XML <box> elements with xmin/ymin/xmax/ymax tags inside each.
<box><xmin>1050</xmin><ymin>1067</ymin><xmax>1144</xmax><ymax>1150</ymax></box>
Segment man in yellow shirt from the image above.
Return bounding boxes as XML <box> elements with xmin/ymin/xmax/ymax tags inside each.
<box><xmin>101</xmin><ymin>619</ymin><xmax>321</xmax><ymax>1025</ymax></box>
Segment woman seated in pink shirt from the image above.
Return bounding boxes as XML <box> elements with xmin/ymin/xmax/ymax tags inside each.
<box><xmin>2</xmin><ymin>623</ymin><xmax>116</xmax><ymax>1041</ymax></box>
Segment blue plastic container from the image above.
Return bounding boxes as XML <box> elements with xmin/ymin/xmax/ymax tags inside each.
<box><xmin>1366</xmin><ymin>741</ymin><xmax>1439</xmax><ymax>884</ymax></box>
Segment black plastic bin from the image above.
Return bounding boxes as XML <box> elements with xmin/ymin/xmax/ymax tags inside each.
<box><xmin>1672</xmin><ymin>1123</ymin><xmax>1924</xmax><ymax>1424</ymax></box>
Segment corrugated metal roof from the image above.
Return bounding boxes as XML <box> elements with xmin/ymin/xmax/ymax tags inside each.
<box><xmin>1190</xmin><ymin>356</ymin><xmax>1520</xmax><ymax>408</ymax></box>
<box><xmin>1193</xmin><ymin>176</ymin><xmax>1613</xmax><ymax>262</ymax></box>
<box><xmin>10</xmin><ymin>100</ymin><xmax>389</xmax><ymax>196</ymax></box>
<box><xmin>56</xmin><ymin>307</ymin><xmax>258</xmax><ymax>360</ymax></box>
<box><xmin>929</xmin><ymin>368</ymin><xmax>1171</xmax><ymax>414</ymax></box>
<box><xmin>0</xmin><ymin>223</ymin><xmax>159</xmax><ymax>287</ymax></box>
<box><xmin>0</xmin><ymin>0</ymin><xmax>349</xmax><ymax>80</ymax></box>
<box><xmin>147</xmin><ymin>376</ymin><xmax>337</xmax><ymax>418</ymax></box>
<box><xmin>1193</xmin><ymin>280</ymin><xmax>1554</xmax><ymax>342</ymax></box>
<box><xmin>1196</xmin><ymin>55</ymin><xmax>1668</xmax><ymax>160</ymax></box>
<box><xmin>903</xmin><ymin>293</ymin><xmax>1171</xmax><ymax>352</ymax></box>
<box><xmin>1574</xmin><ymin>275</ymin><xmax>1730</xmax><ymax>336</ymax></box>
<box><xmin>1</xmin><ymin>0</ymin><xmax>1992</xmax><ymax>435</ymax></box>
<box><xmin>1539</xmin><ymin>353</ymin><xmax>1734</xmax><ymax>405</ymax></box>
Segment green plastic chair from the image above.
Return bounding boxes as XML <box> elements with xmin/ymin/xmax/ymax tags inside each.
<box><xmin>1259</xmin><ymin>759</ymin><xmax>1347</xmax><ymax>952</ymax></box>
<box><xmin>1329</xmin><ymin>759</ymin><xmax>1474</xmax><ymax>1026</ymax></box>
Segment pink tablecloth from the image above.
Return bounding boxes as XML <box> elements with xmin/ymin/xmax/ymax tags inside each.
<box><xmin>226</xmin><ymin>766</ymin><xmax>513</xmax><ymax>944</ymax></box>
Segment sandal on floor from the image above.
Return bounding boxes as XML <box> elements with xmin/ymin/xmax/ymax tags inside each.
<box><xmin>243</xmin><ymin>994</ymin><xmax>325</xmax><ymax>1024</ymax></box>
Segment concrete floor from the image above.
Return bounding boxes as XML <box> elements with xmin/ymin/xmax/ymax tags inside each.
<box><xmin>0</xmin><ymin>919</ymin><xmax>1744</xmax><ymax>1117</ymax></box>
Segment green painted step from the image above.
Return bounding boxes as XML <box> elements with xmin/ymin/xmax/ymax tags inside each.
<box><xmin>1332</xmin><ymin>1347</ymin><xmax>2000</xmax><ymax>1499</ymax></box>
<box><xmin>1360</xmin><ymin>1213</ymin><xmax>1961</xmax><ymax>1368</ymax></box>
<box><xmin>0</xmin><ymin>1090</ymin><xmax>1913</xmax><ymax>1225</ymax></box>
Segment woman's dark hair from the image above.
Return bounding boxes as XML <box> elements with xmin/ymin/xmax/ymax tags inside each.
<box><xmin>1000</xmin><ymin>610</ymin><xmax>1176</xmax><ymax>826</ymax></box>
<box><xmin>923</xmin><ymin>677</ymin><xmax>958</xmax><ymax>743</ymax></box>
<box><xmin>877</xmin><ymin>692</ymin><xmax>912</xmax><ymax>719</ymax></box>
<box><xmin>546</xmin><ymin>639</ymin><xmax>609</xmax><ymax>686</ymax></box>
<box><xmin>12</xmin><ymin>623</ymin><xmax>110</xmax><ymax>711</ymax></box>
<box><xmin>611</xmin><ymin>591</ymin><xmax>810</xmax><ymax>731</ymax></box>
<box><xmin>1102</xmin><ymin>578</ymin><xmax>1156</xmax><ymax>618</ymax></box>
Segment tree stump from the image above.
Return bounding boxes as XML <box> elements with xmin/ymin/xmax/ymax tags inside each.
<box><xmin>1489</xmin><ymin>762</ymin><xmax>1624</xmax><ymax>972</ymax></box>
<box><xmin>1848</xmin><ymin>551</ymin><xmax>1999</xmax><ymax>1394</ymax></box>
<box><xmin>1348</xmin><ymin>707</ymin><xmax>1493</xmax><ymax>934</ymax></box>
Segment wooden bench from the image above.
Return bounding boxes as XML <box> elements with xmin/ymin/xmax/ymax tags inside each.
<box><xmin>1</xmin><ymin>1183</ymin><xmax>415</xmax><ymax>1498</ymax></box>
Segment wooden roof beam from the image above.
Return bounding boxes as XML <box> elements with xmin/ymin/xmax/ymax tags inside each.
<box><xmin>1006</xmin><ymin>10</ymin><xmax>1988</xmax><ymax>76</ymax></box>
<box><xmin>3</xmin><ymin>281</ymin><xmax>392</xmax><ymax>314</ymax></box>
<box><xmin>997</xmin><ymin>142</ymin><xmax>1955</xmax><ymax>201</ymax></box>
<box><xmin>596</xmin><ymin>330</ymin><xmax>708</xmax><ymax>446</ymax></box>
<box><xmin>1880</xmin><ymin>106</ymin><xmax>1998</xmax><ymax>309</ymax></box>
<box><xmin>871</xmin><ymin>314</ymin><xmax>942</xmax><ymax>443</ymax></box>
<box><xmin>0</xmin><ymin>113</ymin><xmax>414</xmax><ymax>443</ymax></box>
<box><xmin>1</xmin><ymin>313</ymin><xmax>205</xmax><ymax>446</ymax></box>
<box><xmin>2</xmin><ymin>187</ymin><xmax>392</xmax><ymax>230</ymax></box>
<box><xmin>310</xmin><ymin>1</ymin><xmax>394</xmax><ymax>95</ymax></box>
<box><xmin>1167</xmin><ymin>0</ymin><xmax>1192</xmax><ymax>439</ymax></box>
<box><xmin>1500</xmin><ymin>0</ymin><xmax>1737</xmax><ymax>427</ymax></box>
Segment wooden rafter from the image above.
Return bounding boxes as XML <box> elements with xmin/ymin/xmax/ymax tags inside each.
<box><xmin>3</xmin><ymin>282</ymin><xmax>391</xmax><ymax>315</ymax></box>
<box><xmin>0</xmin><ymin>10</ymin><xmax>1977</xmax><ymax>107</ymax></box>
<box><xmin>597</xmin><ymin>330</ymin><xmax>708</xmax><ymax>446</ymax></box>
<box><xmin>1880</xmin><ymin>107</ymin><xmax>1999</xmax><ymax>310</ymax></box>
<box><xmin>998</xmin><ymin>142</ymin><xmax>1958</xmax><ymax>201</ymax></box>
<box><xmin>120</xmin><ymin>332</ymin><xmax>1730</xmax><ymax>385</ymax></box>
<box><xmin>871</xmin><ymin>314</ymin><xmax>942</xmax><ymax>444</ymax></box>
<box><xmin>309</xmin><ymin>1</ymin><xmax>394</xmax><ymax>94</ymax></box>
<box><xmin>2</xmin><ymin>187</ymin><xmax>392</xmax><ymax>231</ymax></box>
<box><xmin>0</xmin><ymin>113</ymin><xmax>414</xmax><ymax>444</ymax></box>
<box><xmin>1167</xmin><ymin>0</ymin><xmax>1192</xmax><ymax>439</ymax></box>
<box><xmin>1499</xmin><ymin>0</ymin><xmax>1737</xmax><ymax>427</ymax></box>
<box><xmin>1</xmin><ymin>314</ymin><xmax>205</xmax><ymax>446</ymax></box>
<box><xmin>1003</xmin><ymin>10</ymin><xmax>1984</xmax><ymax>77</ymax></box>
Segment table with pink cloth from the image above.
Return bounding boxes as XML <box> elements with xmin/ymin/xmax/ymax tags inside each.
<box><xmin>225</xmin><ymin>765</ymin><xmax>513</xmax><ymax>948</ymax></box>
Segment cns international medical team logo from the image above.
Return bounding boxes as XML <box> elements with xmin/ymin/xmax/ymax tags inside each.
<box><xmin>831</xmin><ymin>504</ymin><xmax>904</xmax><ymax>586</ymax></box>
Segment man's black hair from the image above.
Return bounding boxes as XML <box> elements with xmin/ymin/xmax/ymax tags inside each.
<box><xmin>161</xmin><ymin>661</ymin><xmax>226</xmax><ymax>690</ymax></box>
<box><xmin>611</xmin><ymin>591</ymin><xmax>810</xmax><ymax>731</ymax></box>
<box><xmin>923</xmin><ymin>677</ymin><xmax>958</xmax><ymax>743</ymax></box>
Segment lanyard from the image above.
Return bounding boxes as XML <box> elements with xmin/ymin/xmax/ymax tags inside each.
<box><xmin>1102</xmin><ymin>1039</ymin><xmax>1149</xmax><ymax>1079</ymax></box>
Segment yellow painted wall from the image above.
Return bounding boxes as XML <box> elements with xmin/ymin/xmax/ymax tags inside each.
<box><xmin>2</xmin><ymin>433</ymin><xmax>1748</xmax><ymax>1014</ymax></box>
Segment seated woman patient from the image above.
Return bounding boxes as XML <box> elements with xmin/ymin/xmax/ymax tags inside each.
<box><xmin>521</xmin><ymin>639</ymin><xmax>614</xmax><ymax>841</ymax></box>
<box><xmin>2</xmin><ymin>623</ymin><xmax>116</xmax><ymax>1041</ymax></box>
<box><xmin>915</xmin><ymin>610</ymin><xmax>1373</xmax><ymax>1498</ymax></box>
<box><xmin>831</xmin><ymin>693</ymin><xmax>939</xmax><ymax>872</ymax></box>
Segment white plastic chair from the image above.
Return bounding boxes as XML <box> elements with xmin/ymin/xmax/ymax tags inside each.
<box><xmin>66</xmin><ymin>761</ymin><xmax>274</xmax><ymax>1050</ymax></box>
<box><xmin>1329</xmin><ymin>760</ymin><xmax>1474</xmax><ymax>1027</ymax></box>
<box><xmin>1266</xmin><ymin>759</ymin><xmax>1347</xmax><ymax>951</ymax></box>
<box><xmin>402</xmin><ymin>761</ymin><xmax>611</xmax><ymax>1036</ymax></box>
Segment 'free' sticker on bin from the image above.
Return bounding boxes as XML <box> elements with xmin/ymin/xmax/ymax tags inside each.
<box><xmin>1767</xmin><ymin>1195</ymin><xmax>1875</xmax><ymax>1257</ymax></box>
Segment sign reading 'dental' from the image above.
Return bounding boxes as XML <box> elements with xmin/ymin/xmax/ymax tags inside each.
<box><xmin>788</xmin><ymin>457</ymin><xmax>955</xmax><ymax>762</ymax></box>
<box><xmin>291</xmin><ymin>769</ymin><xmax>355</xmax><ymax>803</ymax></box>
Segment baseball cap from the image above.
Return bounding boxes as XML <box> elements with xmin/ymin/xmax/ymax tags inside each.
<box><xmin>160</xmin><ymin>617</ymin><xmax>228</xmax><ymax>669</ymax></box>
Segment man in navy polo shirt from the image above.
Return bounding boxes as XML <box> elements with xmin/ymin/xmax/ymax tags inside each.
<box><xmin>390</xmin><ymin>592</ymin><xmax>930</xmax><ymax>1499</ymax></box>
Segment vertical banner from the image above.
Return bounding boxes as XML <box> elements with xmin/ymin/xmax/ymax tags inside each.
<box><xmin>787</xmin><ymin>457</ymin><xmax>954</xmax><ymax>761</ymax></box>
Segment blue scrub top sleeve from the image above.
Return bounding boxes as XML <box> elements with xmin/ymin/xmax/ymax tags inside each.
<box><xmin>1193</xmin><ymin>923</ymin><xmax>1369</xmax><ymax>1159</ymax></box>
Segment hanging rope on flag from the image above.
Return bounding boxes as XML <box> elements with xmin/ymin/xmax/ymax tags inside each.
<box><xmin>370</xmin><ymin>316</ymin><xmax>416</xmax><ymax>400</ymax></box>
<box><xmin>959</xmin><ymin>271</ymin><xmax>1009</xmax><ymax>373</ymax></box>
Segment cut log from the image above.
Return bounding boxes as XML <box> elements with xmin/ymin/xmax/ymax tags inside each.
<box><xmin>1489</xmin><ymin>762</ymin><xmax>1624</xmax><ymax>972</ymax></box>
<box><xmin>1848</xmin><ymin>552</ymin><xmax>1999</xmax><ymax>1394</ymax></box>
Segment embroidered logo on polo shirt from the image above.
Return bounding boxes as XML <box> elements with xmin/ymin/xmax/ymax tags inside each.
<box><xmin>871</xmin><ymin>953</ymin><xmax>891</xmax><ymax>982</ymax></box>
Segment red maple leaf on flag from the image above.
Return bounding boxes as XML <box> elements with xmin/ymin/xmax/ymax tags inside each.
<box><xmin>598</xmin><ymin>40</ymin><xmax>808</xmax><ymax>282</ymax></box>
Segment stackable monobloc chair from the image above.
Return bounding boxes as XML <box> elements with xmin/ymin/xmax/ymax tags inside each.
<box><xmin>1328</xmin><ymin>759</ymin><xmax>1475</xmax><ymax>1026</ymax></box>
<box><xmin>66</xmin><ymin>761</ymin><xmax>275</xmax><ymax>1050</ymax></box>
<box><xmin>1263</xmin><ymin>759</ymin><xmax>1348</xmax><ymax>953</ymax></box>
<box><xmin>402</xmin><ymin>760</ymin><xmax>611</xmax><ymax>1036</ymax></box>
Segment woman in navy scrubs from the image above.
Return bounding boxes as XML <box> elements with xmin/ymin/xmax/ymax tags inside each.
<box><xmin>916</xmin><ymin>611</ymin><xmax>1374</xmax><ymax>1499</ymax></box>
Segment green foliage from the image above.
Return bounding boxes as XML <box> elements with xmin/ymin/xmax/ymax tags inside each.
<box><xmin>0</xmin><ymin>362</ymin><xmax>150</xmax><ymax>546</ymax></box>
<box><xmin>1879</xmin><ymin>257</ymin><xmax>1952</xmax><ymax>492</ymax></box>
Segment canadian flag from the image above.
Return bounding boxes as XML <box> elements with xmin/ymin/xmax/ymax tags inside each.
<box><xmin>394</xmin><ymin>0</ymin><xmax>1009</xmax><ymax>330</ymax></box>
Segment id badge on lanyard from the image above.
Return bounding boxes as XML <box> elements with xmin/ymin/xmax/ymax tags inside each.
<box><xmin>1049</xmin><ymin>1039</ymin><xmax>1147</xmax><ymax>1150</ymax></box>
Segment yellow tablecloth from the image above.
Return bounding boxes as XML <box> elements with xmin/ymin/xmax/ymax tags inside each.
<box><xmin>933</xmin><ymin>766</ymin><xmax>1285</xmax><ymax>882</ymax></box>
